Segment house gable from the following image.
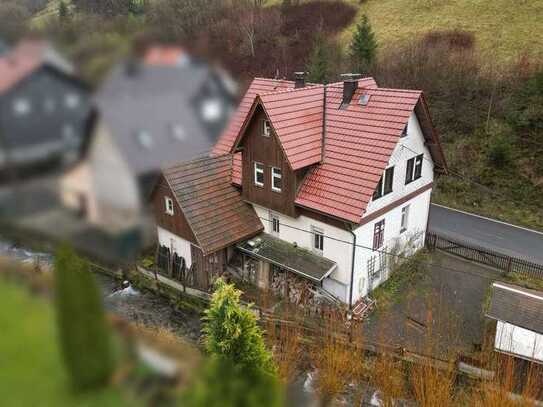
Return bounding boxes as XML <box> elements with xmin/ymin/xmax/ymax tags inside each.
<box><xmin>150</xmin><ymin>174</ymin><xmax>198</xmax><ymax>245</ymax></box>
<box><xmin>239</xmin><ymin>105</ymin><xmax>300</xmax><ymax>218</ymax></box>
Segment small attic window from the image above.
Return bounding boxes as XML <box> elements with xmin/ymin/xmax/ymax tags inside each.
<box><xmin>136</xmin><ymin>130</ymin><xmax>153</xmax><ymax>149</ymax></box>
<box><xmin>358</xmin><ymin>94</ymin><xmax>370</xmax><ymax>106</ymax></box>
<box><xmin>401</xmin><ymin>124</ymin><xmax>408</xmax><ymax>138</ymax></box>
<box><xmin>263</xmin><ymin>120</ymin><xmax>271</xmax><ymax>137</ymax></box>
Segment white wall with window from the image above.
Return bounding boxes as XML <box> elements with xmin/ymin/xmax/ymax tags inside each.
<box><xmin>365</xmin><ymin>112</ymin><xmax>434</xmax><ymax>217</ymax></box>
<box><xmin>352</xmin><ymin>188</ymin><xmax>432</xmax><ymax>302</ymax></box>
<box><xmin>252</xmin><ymin>203</ymin><xmax>354</xmax><ymax>302</ymax></box>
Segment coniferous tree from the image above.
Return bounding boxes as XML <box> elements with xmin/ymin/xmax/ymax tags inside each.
<box><xmin>58</xmin><ymin>0</ymin><xmax>69</xmax><ymax>19</ymax></box>
<box><xmin>54</xmin><ymin>243</ymin><xmax>114</xmax><ymax>391</ymax></box>
<box><xmin>306</xmin><ymin>30</ymin><xmax>329</xmax><ymax>84</ymax></box>
<box><xmin>349</xmin><ymin>14</ymin><xmax>377</xmax><ymax>73</ymax></box>
<box><xmin>202</xmin><ymin>278</ymin><xmax>275</xmax><ymax>376</ymax></box>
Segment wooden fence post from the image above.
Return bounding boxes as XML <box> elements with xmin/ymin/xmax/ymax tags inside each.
<box><xmin>506</xmin><ymin>257</ymin><xmax>513</xmax><ymax>274</ymax></box>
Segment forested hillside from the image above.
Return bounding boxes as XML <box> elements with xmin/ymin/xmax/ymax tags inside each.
<box><xmin>1</xmin><ymin>0</ymin><xmax>542</xmax><ymax>229</ymax></box>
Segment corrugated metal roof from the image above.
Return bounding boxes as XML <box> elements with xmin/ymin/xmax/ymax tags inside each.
<box><xmin>217</xmin><ymin>76</ymin><xmax>446</xmax><ymax>223</ymax></box>
<box><xmin>163</xmin><ymin>155</ymin><xmax>263</xmax><ymax>255</ymax></box>
<box><xmin>487</xmin><ymin>282</ymin><xmax>543</xmax><ymax>334</ymax></box>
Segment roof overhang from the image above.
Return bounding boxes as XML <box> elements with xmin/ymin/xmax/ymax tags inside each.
<box><xmin>236</xmin><ymin>233</ymin><xmax>337</xmax><ymax>283</ymax></box>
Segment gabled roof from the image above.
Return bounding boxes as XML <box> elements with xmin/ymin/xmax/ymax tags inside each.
<box><xmin>95</xmin><ymin>56</ymin><xmax>235</xmax><ymax>176</ymax></box>
<box><xmin>487</xmin><ymin>282</ymin><xmax>543</xmax><ymax>334</ymax></box>
<box><xmin>0</xmin><ymin>39</ymin><xmax>74</xmax><ymax>95</ymax></box>
<box><xmin>212</xmin><ymin>77</ymin><xmax>295</xmax><ymax>155</ymax></box>
<box><xmin>162</xmin><ymin>155</ymin><xmax>263</xmax><ymax>255</ymax></box>
<box><xmin>249</xmin><ymin>85</ymin><xmax>325</xmax><ymax>170</ymax></box>
<box><xmin>214</xmin><ymin>76</ymin><xmax>447</xmax><ymax>224</ymax></box>
<box><xmin>296</xmin><ymin>83</ymin><xmax>425</xmax><ymax>223</ymax></box>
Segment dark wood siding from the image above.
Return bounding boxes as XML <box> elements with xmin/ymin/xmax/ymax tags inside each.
<box><xmin>150</xmin><ymin>175</ymin><xmax>198</xmax><ymax>244</ymax></box>
<box><xmin>190</xmin><ymin>245</ymin><xmax>226</xmax><ymax>290</ymax></box>
<box><xmin>239</xmin><ymin>106</ymin><xmax>298</xmax><ymax>217</ymax></box>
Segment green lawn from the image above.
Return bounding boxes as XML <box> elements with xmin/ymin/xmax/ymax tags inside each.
<box><xmin>0</xmin><ymin>278</ymin><xmax>126</xmax><ymax>406</ymax></box>
<box><xmin>340</xmin><ymin>0</ymin><xmax>543</xmax><ymax>64</ymax></box>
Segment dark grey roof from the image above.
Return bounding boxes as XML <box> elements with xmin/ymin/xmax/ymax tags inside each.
<box><xmin>487</xmin><ymin>282</ymin><xmax>543</xmax><ymax>334</ymax></box>
<box><xmin>237</xmin><ymin>233</ymin><xmax>337</xmax><ymax>283</ymax></box>
<box><xmin>95</xmin><ymin>60</ymin><xmax>235</xmax><ymax>176</ymax></box>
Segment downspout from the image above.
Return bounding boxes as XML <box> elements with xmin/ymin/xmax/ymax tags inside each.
<box><xmin>348</xmin><ymin>224</ymin><xmax>356</xmax><ymax>310</ymax></box>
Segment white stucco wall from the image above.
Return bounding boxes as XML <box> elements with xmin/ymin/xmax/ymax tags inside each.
<box><xmin>249</xmin><ymin>112</ymin><xmax>434</xmax><ymax>304</ymax></box>
<box><xmin>252</xmin><ymin>203</ymin><xmax>354</xmax><ymax>302</ymax></box>
<box><xmin>364</xmin><ymin>112</ymin><xmax>434</xmax><ymax>217</ymax></box>
<box><xmin>89</xmin><ymin>121</ymin><xmax>141</xmax><ymax>229</ymax></box>
<box><xmin>157</xmin><ymin>226</ymin><xmax>193</xmax><ymax>268</ymax></box>
<box><xmin>495</xmin><ymin>320</ymin><xmax>543</xmax><ymax>363</ymax></box>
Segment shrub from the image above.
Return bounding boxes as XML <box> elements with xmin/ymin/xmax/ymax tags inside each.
<box><xmin>54</xmin><ymin>243</ymin><xmax>114</xmax><ymax>392</ymax></box>
<box><xmin>487</xmin><ymin>134</ymin><xmax>514</xmax><ymax>169</ymax></box>
<box><xmin>202</xmin><ymin>278</ymin><xmax>276</xmax><ymax>376</ymax></box>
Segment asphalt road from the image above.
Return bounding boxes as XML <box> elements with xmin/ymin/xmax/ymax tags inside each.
<box><xmin>428</xmin><ymin>204</ymin><xmax>543</xmax><ymax>266</ymax></box>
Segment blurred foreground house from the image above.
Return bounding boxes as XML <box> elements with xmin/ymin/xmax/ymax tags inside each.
<box><xmin>151</xmin><ymin>74</ymin><xmax>447</xmax><ymax>308</ymax></box>
<box><xmin>0</xmin><ymin>39</ymin><xmax>9</xmax><ymax>56</ymax></box>
<box><xmin>0</xmin><ymin>40</ymin><xmax>90</xmax><ymax>180</ymax></box>
<box><xmin>61</xmin><ymin>46</ymin><xmax>236</xmax><ymax>241</ymax></box>
<box><xmin>487</xmin><ymin>282</ymin><xmax>543</xmax><ymax>365</ymax></box>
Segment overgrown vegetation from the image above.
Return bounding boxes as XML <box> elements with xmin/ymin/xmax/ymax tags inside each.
<box><xmin>54</xmin><ymin>243</ymin><xmax>114</xmax><ymax>391</ymax></box>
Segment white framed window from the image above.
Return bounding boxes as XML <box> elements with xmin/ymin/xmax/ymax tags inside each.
<box><xmin>373</xmin><ymin>166</ymin><xmax>394</xmax><ymax>200</ymax></box>
<box><xmin>405</xmin><ymin>154</ymin><xmax>423</xmax><ymax>184</ymax></box>
<box><xmin>254</xmin><ymin>162</ymin><xmax>264</xmax><ymax>187</ymax></box>
<box><xmin>312</xmin><ymin>226</ymin><xmax>324</xmax><ymax>253</ymax></box>
<box><xmin>13</xmin><ymin>98</ymin><xmax>31</xmax><ymax>116</ymax></box>
<box><xmin>271</xmin><ymin>213</ymin><xmax>280</xmax><ymax>236</ymax></box>
<box><xmin>263</xmin><ymin>120</ymin><xmax>271</xmax><ymax>137</ymax></box>
<box><xmin>400</xmin><ymin>205</ymin><xmax>410</xmax><ymax>233</ymax></box>
<box><xmin>165</xmin><ymin>196</ymin><xmax>174</xmax><ymax>215</ymax></box>
<box><xmin>271</xmin><ymin>167</ymin><xmax>282</xmax><ymax>192</ymax></box>
<box><xmin>358</xmin><ymin>276</ymin><xmax>366</xmax><ymax>295</ymax></box>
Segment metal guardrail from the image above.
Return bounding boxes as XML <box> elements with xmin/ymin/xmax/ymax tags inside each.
<box><xmin>426</xmin><ymin>232</ymin><xmax>543</xmax><ymax>279</ymax></box>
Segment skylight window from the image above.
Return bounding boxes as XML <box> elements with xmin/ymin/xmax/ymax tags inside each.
<box><xmin>359</xmin><ymin>94</ymin><xmax>370</xmax><ymax>106</ymax></box>
<box><xmin>201</xmin><ymin>98</ymin><xmax>222</xmax><ymax>122</ymax></box>
<box><xmin>136</xmin><ymin>130</ymin><xmax>153</xmax><ymax>149</ymax></box>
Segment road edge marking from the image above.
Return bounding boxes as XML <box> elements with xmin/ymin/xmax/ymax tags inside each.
<box><xmin>431</xmin><ymin>203</ymin><xmax>543</xmax><ymax>237</ymax></box>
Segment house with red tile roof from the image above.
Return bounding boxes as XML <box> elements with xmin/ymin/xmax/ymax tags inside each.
<box><xmin>152</xmin><ymin>73</ymin><xmax>447</xmax><ymax>308</ymax></box>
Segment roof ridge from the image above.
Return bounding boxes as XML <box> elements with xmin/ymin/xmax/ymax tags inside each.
<box><xmin>259</xmin><ymin>83</ymin><xmax>324</xmax><ymax>98</ymax></box>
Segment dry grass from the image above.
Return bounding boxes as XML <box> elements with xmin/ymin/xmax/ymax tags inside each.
<box><xmin>342</xmin><ymin>0</ymin><xmax>543</xmax><ymax>64</ymax></box>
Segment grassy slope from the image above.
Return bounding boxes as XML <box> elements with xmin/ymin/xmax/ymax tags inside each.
<box><xmin>343</xmin><ymin>0</ymin><xmax>543</xmax><ymax>63</ymax></box>
<box><xmin>0</xmin><ymin>279</ymin><xmax>124</xmax><ymax>406</ymax></box>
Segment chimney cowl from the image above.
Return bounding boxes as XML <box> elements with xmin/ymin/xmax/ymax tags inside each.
<box><xmin>340</xmin><ymin>73</ymin><xmax>362</xmax><ymax>107</ymax></box>
<box><xmin>294</xmin><ymin>71</ymin><xmax>306</xmax><ymax>88</ymax></box>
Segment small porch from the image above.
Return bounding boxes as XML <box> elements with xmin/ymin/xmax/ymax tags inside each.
<box><xmin>234</xmin><ymin>233</ymin><xmax>340</xmax><ymax>309</ymax></box>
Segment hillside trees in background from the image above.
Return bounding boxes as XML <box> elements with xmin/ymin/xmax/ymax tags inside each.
<box><xmin>54</xmin><ymin>243</ymin><xmax>114</xmax><ymax>391</ymax></box>
<box><xmin>0</xmin><ymin>2</ymin><xmax>31</xmax><ymax>41</ymax></box>
<box><xmin>72</xmin><ymin>0</ymin><xmax>134</xmax><ymax>17</ymax></box>
<box><xmin>349</xmin><ymin>14</ymin><xmax>377</xmax><ymax>74</ymax></box>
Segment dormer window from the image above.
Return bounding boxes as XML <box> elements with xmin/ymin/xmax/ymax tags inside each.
<box><xmin>405</xmin><ymin>154</ymin><xmax>423</xmax><ymax>184</ymax></box>
<box><xmin>254</xmin><ymin>162</ymin><xmax>264</xmax><ymax>187</ymax></box>
<box><xmin>373</xmin><ymin>167</ymin><xmax>394</xmax><ymax>200</ymax></box>
<box><xmin>271</xmin><ymin>167</ymin><xmax>282</xmax><ymax>192</ymax></box>
<box><xmin>262</xmin><ymin>120</ymin><xmax>271</xmax><ymax>137</ymax></box>
<box><xmin>165</xmin><ymin>196</ymin><xmax>174</xmax><ymax>215</ymax></box>
<box><xmin>13</xmin><ymin>98</ymin><xmax>31</xmax><ymax>116</ymax></box>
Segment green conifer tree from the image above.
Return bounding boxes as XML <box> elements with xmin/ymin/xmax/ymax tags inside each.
<box><xmin>307</xmin><ymin>30</ymin><xmax>329</xmax><ymax>84</ymax></box>
<box><xmin>202</xmin><ymin>278</ymin><xmax>275</xmax><ymax>376</ymax></box>
<box><xmin>58</xmin><ymin>0</ymin><xmax>69</xmax><ymax>19</ymax></box>
<box><xmin>349</xmin><ymin>14</ymin><xmax>377</xmax><ymax>73</ymax></box>
<box><xmin>54</xmin><ymin>243</ymin><xmax>114</xmax><ymax>391</ymax></box>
